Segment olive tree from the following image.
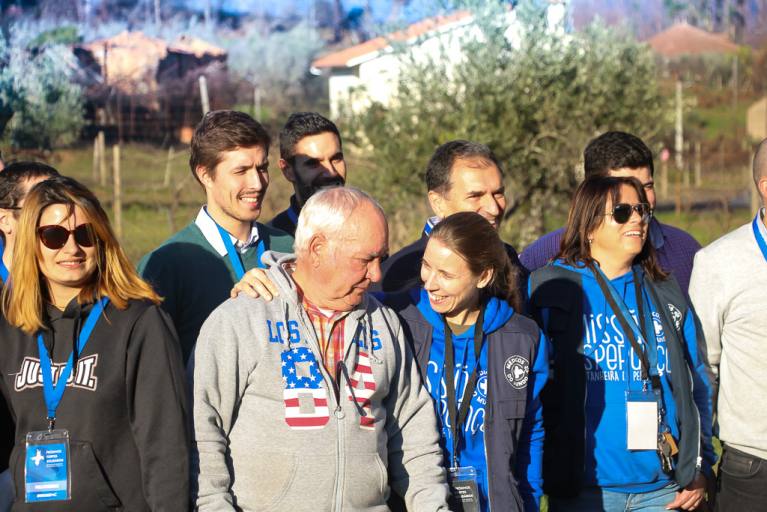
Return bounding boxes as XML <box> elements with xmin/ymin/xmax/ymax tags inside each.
<box><xmin>347</xmin><ymin>0</ymin><xmax>669</xmax><ymax>247</ymax></box>
<box><xmin>0</xmin><ymin>30</ymin><xmax>84</xmax><ymax>149</ymax></box>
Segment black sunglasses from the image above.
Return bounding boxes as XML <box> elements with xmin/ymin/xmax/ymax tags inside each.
<box><xmin>37</xmin><ymin>224</ymin><xmax>96</xmax><ymax>250</ymax></box>
<box><xmin>605</xmin><ymin>203</ymin><xmax>652</xmax><ymax>224</ymax></box>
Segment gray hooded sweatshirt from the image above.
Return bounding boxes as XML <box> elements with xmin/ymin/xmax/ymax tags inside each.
<box><xmin>190</xmin><ymin>251</ymin><xmax>449</xmax><ymax>511</ymax></box>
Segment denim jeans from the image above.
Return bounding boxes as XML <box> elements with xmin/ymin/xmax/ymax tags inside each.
<box><xmin>549</xmin><ymin>483</ymin><xmax>681</xmax><ymax>512</ymax></box>
<box><xmin>716</xmin><ymin>445</ymin><xmax>767</xmax><ymax>512</ymax></box>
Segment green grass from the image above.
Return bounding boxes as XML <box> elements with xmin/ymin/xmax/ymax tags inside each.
<box><xmin>693</xmin><ymin>103</ymin><xmax>749</xmax><ymax>141</ymax></box>
<box><xmin>20</xmin><ymin>143</ymin><xmax>757</xmax><ymax>263</ymax></box>
<box><xmin>655</xmin><ymin>209</ymin><xmax>752</xmax><ymax>246</ymax></box>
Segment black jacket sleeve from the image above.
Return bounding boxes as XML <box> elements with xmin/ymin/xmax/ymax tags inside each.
<box><xmin>125</xmin><ymin>304</ymin><xmax>190</xmax><ymax>511</ymax></box>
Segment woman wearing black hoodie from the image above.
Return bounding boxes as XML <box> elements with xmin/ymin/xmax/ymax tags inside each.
<box><xmin>0</xmin><ymin>176</ymin><xmax>189</xmax><ymax>511</ymax></box>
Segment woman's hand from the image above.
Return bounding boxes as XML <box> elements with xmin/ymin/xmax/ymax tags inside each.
<box><xmin>665</xmin><ymin>472</ymin><xmax>707</xmax><ymax>510</ymax></box>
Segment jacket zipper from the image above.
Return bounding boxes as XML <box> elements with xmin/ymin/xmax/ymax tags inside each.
<box><xmin>334</xmin><ymin>322</ymin><xmax>365</xmax><ymax>511</ymax></box>
<box><xmin>293</xmin><ymin>308</ymin><xmax>348</xmax><ymax>511</ymax></box>
<box><xmin>685</xmin><ymin>363</ymin><xmax>703</xmax><ymax>472</ymax></box>
<box><xmin>334</xmin><ymin>398</ymin><xmax>346</xmax><ymax>512</ymax></box>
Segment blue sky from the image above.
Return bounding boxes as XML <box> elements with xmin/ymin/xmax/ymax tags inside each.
<box><xmin>177</xmin><ymin>0</ymin><xmax>441</xmax><ymax>21</ymax></box>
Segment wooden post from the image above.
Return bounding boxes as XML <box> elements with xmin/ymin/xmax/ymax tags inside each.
<box><xmin>165</xmin><ymin>207</ymin><xmax>175</xmax><ymax>235</ymax></box>
<box><xmin>116</xmin><ymin>92</ymin><xmax>123</xmax><ymax>144</ymax></box>
<box><xmin>694</xmin><ymin>141</ymin><xmax>702</xmax><ymax>187</ymax></box>
<box><xmin>113</xmin><ymin>144</ymin><xmax>122</xmax><ymax>239</ymax></box>
<box><xmin>720</xmin><ymin>143</ymin><xmax>726</xmax><ymax>186</ymax></box>
<box><xmin>164</xmin><ymin>146</ymin><xmax>174</xmax><ymax>187</ymax></box>
<box><xmin>732</xmin><ymin>56</ymin><xmax>738</xmax><ymax>110</ymax></box>
<box><xmin>92</xmin><ymin>135</ymin><xmax>100</xmax><ymax>182</ymax></box>
<box><xmin>98</xmin><ymin>131</ymin><xmax>107</xmax><ymax>186</ymax></box>
<box><xmin>253</xmin><ymin>85</ymin><xmax>262</xmax><ymax>121</ymax></box>
<box><xmin>199</xmin><ymin>76</ymin><xmax>210</xmax><ymax>116</ymax></box>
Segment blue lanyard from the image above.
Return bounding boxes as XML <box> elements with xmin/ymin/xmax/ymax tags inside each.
<box><xmin>592</xmin><ymin>265</ymin><xmax>659</xmax><ymax>385</ymax></box>
<box><xmin>36</xmin><ymin>297</ymin><xmax>108</xmax><ymax>429</ymax></box>
<box><xmin>752</xmin><ymin>213</ymin><xmax>767</xmax><ymax>263</ymax></box>
<box><xmin>213</xmin><ymin>222</ymin><xmax>265</xmax><ymax>280</ymax></box>
<box><xmin>423</xmin><ymin>216</ymin><xmax>439</xmax><ymax>237</ymax></box>
<box><xmin>0</xmin><ymin>238</ymin><xmax>7</xmax><ymax>282</ymax></box>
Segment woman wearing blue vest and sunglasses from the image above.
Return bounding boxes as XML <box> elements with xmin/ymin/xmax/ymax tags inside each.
<box><xmin>386</xmin><ymin>211</ymin><xmax>548</xmax><ymax>512</ymax></box>
<box><xmin>528</xmin><ymin>176</ymin><xmax>716</xmax><ymax>511</ymax></box>
<box><xmin>0</xmin><ymin>176</ymin><xmax>189</xmax><ymax>510</ymax></box>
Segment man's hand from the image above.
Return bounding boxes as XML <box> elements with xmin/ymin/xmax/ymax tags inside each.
<box><xmin>230</xmin><ymin>268</ymin><xmax>279</xmax><ymax>300</ymax></box>
<box><xmin>666</xmin><ymin>472</ymin><xmax>707</xmax><ymax>510</ymax></box>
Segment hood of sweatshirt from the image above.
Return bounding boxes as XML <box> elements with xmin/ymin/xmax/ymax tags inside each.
<box><xmin>414</xmin><ymin>287</ymin><xmax>514</xmax><ymax>338</ymax></box>
<box><xmin>551</xmin><ymin>259</ymin><xmax>647</xmax><ymax>300</ymax></box>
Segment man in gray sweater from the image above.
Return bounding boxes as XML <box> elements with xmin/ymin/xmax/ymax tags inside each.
<box><xmin>190</xmin><ymin>186</ymin><xmax>449</xmax><ymax>511</ymax></box>
<box><xmin>689</xmin><ymin>138</ymin><xmax>767</xmax><ymax>510</ymax></box>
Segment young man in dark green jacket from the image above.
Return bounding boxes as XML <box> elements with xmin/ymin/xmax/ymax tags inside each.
<box><xmin>139</xmin><ymin>110</ymin><xmax>293</xmax><ymax>364</ymax></box>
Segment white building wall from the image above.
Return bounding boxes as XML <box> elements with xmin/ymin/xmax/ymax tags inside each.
<box><xmin>328</xmin><ymin>72</ymin><xmax>362</xmax><ymax>119</ymax></box>
<box><xmin>324</xmin><ymin>11</ymin><xmax>524</xmax><ymax>116</ymax></box>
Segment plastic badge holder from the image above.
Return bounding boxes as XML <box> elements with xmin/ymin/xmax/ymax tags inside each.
<box><xmin>625</xmin><ymin>389</ymin><xmax>660</xmax><ymax>451</ymax></box>
<box><xmin>25</xmin><ymin>429</ymin><xmax>71</xmax><ymax>503</ymax></box>
<box><xmin>448</xmin><ymin>466</ymin><xmax>480</xmax><ymax>512</ymax></box>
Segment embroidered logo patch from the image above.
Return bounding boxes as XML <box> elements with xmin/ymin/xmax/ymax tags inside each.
<box><xmin>504</xmin><ymin>355</ymin><xmax>529</xmax><ymax>389</ymax></box>
<box><xmin>13</xmin><ymin>355</ymin><xmax>99</xmax><ymax>392</ymax></box>
<box><xmin>476</xmin><ymin>374</ymin><xmax>488</xmax><ymax>400</ymax></box>
<box><xmin>667</xmin><ymin>304</ymin><xmax>683</xmax><ymax>331</ymax></box>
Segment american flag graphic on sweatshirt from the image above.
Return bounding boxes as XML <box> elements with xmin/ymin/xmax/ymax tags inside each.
<box><xmin>281</xmin><ymin>347</ymin><xmax>330</xmax><ymax>429</ymax></box>
<box><xmin>346</xmin><ymin>351</ymin><xmax>377</xmax><ymax>430</ymax></box>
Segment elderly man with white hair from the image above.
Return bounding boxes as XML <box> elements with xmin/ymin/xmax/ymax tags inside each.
<box><xmin>190</xmin><ymin>186</ymin><xmax>450</xmax><ymax>511</ymax></box>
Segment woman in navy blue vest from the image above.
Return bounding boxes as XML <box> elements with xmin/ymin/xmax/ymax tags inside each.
<box><xmin>386</xmin><ymin>211</ymin><xmax>548</xmax><ymax>512</ymax></box>
<box><xmin>527</xmin><ymin>176</ymin><xmax>715</xmax><ymax>511</ymax></box>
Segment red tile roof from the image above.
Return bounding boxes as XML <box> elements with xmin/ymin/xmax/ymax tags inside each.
<box><xmin>646</xmin><ymin>22</ymin><xmax>739</xmax><ymax>57</ymax></box>
<box><xmin>169</xmin><ymin>35</ymin><xmax>226</xmax><ymax>58</ymax></box>
<box><xmin>312</xmin><ymin>10</ymin><xmax>472</xmax><ymax>69</ymax></box>
<box><xmin>77</xmin><ymin>31</ymin><xmax>226</xmax><ymax>95</ymax></box>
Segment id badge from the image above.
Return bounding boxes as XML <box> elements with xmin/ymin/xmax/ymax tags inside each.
<box><xmin>25</xmin><ymin>429</ymin><xmax>71</xmax><ymax>503</ymax></box>
<box><xmin>625</xmin><ymin>389</ymin><xmax>660</xmax><ymax>451</ymax></box>
<box><xmin>447</xmin><ymin>466</ymin><xmax>480</xmax><ymax>512</ymax></box>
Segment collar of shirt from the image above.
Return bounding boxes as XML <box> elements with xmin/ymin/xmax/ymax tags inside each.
<box><xmin>299</xmin><ymin>286</ymin><xmax>350</xmax><ymax>324</ymax></box>
<box><xmin>195</xmin><ymin>206</ymin><xmax>260</xmax><ymax>256</ymax></box>
<box><xmin>422</xmin><ymin>216</ymin><xmax>441</xmax><ymax>237</ymax></box>
<box><xmin>299</xmin><ymin>289</ymin><xmax>351</xmax><ymax>376</ymax></box>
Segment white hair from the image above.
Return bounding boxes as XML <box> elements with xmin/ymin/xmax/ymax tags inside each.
<box><xmin>294</xmin><ymin>187</ymin><xmax>385</xmax><ymax>258</ymax></box>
